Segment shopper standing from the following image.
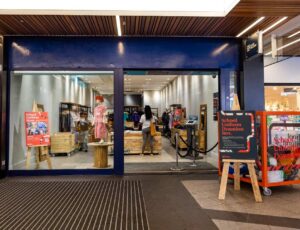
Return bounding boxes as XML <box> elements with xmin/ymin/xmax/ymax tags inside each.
<box><xmin>140</xmin><ymin>105</ymin><xmax>156</xmax><ymax>155</ymax></box>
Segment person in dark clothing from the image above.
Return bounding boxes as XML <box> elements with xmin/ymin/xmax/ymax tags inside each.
<box><xmin>162</xmin><ymin>109</ymin><xmax>170</xmax><ymax>136</ymax></box>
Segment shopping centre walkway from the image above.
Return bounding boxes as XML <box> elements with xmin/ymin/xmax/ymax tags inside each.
<box><xmin>0</xmin><ymin>174</ymin><xmax>299</xmax><ymax>230</ymax></box>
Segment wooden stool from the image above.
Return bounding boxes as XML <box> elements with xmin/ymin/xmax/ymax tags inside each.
<box><xmin>88</xmin><ymin>142</ymin><xmax>113</xmax><ymax>168</ymax></box>
<box><xmin>218</xmin><ymin>159</ymin><xmax>262</xmax><ymax>203</ymax></box>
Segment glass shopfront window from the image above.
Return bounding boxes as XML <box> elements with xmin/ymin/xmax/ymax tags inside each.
<box><xmin>265</xmin><ymin>85</ymin><xmax>300</xmax><ymax>111</ymax></box>
<box><xmin>9</xmin><ymin>71</ymin><xmax>114</xmax><ymax>170</ymax></box>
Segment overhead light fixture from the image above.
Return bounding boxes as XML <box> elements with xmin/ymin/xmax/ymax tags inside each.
<box><xmin>277</xmin><ymin>37</ymin><xmax>300</xmax><ymax>51</ymax></box>
<box><xmin>262</xmin><ymin>17</ymin><xmax>288</xmax><ymax>34</ymax></box>
<box><xmin>236</xmin><ymin>17</ymin><xmax>265</xmax><ymax>38</ymax></box>
<box><xmin>116</xmin><ymin>15</ymin><xmax>122</xmax><ymax>36</ymax></box>
<box><xmin>288</xmin><ymin>30</ymin><xmax>300</xmax><ymax>38</ymax></box>
<box><xmin>0</xmin><ymin>0</ymin><xmax>240</xmax><ymax>17</ymax></box>
<box><xmin>265</xmin><ymin>38</ymin><xmax>300</xmax><ymax>55</ymax></box>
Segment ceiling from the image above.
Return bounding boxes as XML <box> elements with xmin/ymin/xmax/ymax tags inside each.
<box><xmin>79</xmin><ymin>75</ymin><xmax>114</xmax><ymax>95</ymax></box>
<box><xmin>124</xmin><ymin>75</ymin><xmax>178</xmax><ymax>93</ymax></box>
<box><xmin>80</xmin><ymin>74</ymin><xmax>180</xmax><ymax>94</ymax></box>
<box><xmin>0</xmin><ymin>0</ymin><xmax>299</xmax><ymax>56</ymax></box>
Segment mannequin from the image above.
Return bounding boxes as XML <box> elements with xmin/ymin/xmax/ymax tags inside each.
<box><xmin>93</xmin><ymin>95</ymin><xmax>108</xmax><ymax>143</ymax></box>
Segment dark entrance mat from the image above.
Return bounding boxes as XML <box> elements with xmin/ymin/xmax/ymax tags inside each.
<box><xmin>0</xmin><ymin>180</ymin><xmax>149</xmax><ymax>230</ymax></box>
<box><xmin>125</xmin><ymin>162</ymin><xmax>217</xmax><ymax>173</ymax></box>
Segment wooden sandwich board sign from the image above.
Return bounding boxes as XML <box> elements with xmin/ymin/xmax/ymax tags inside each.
<box><xmin>218</xmin><ymin>111</ymin><xmax>262</xmax><ymax>202</ymax></box>
<box><xmin>25</xmin><ymin>101</ymin><xmax>52</xmax><ymax>169</ymax></box>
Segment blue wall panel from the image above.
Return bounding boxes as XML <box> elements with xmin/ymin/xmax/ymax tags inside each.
<box><xmin>243</xmin><ymin>55</ymin><xmax>265</xmax><ymax>110</ymax></box>
<box><xmin>6</xmin><ymin>37</ymin><xmax>241</xmax><ymax>70</ymax></box>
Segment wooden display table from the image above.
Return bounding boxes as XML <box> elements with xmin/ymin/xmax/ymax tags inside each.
<box><xmin>124</xmin><ymin>131</ymin><xmax>162</xmax><ymax>154</ymax></box>
<box><xmin>88</xmin><ymin>142</ymin><xmax>113</xmax><ymax>168</ymax></box>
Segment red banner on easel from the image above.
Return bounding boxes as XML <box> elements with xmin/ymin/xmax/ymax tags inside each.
<box><xmin>24</xmin><ymin>112</ymin><xmax>50</xmax><ymax>147</ymax></box>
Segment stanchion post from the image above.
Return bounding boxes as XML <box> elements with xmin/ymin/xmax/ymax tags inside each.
<box><xmin>190</xmin><ymin>128</ymin><xmax>197</xmax><ymax>167</ymax></box>
<box><xmin>170</xmin><ymin>132</ymin><xmax>183</xmax><ymax>171</ymax></box>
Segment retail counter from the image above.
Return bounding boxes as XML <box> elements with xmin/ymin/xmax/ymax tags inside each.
<box><xmin>124</xmin><ymin>131</ymin><xmax>162</xmax><ymax>154</ymax></box>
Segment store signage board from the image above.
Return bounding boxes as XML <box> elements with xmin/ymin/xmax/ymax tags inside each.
<box><xmin>219</xmin><ymin>111</ymin><xmax>257</xmax><ymax>160</ymax></box>
<box><xmin>24</xmin><ymin>112</ymin><xmax>50</xmax><ymax>147</ymax></box>
<box><xmin>245</xmin><ymin>37</ymin><xmax>258</xmax><ymax>59</ymax></box>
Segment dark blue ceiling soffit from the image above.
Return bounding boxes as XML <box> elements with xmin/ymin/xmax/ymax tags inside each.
<box><xmin>5</xmin><ymin>36</ymin><xmax>242</xmax><ymax>71</ymax></box>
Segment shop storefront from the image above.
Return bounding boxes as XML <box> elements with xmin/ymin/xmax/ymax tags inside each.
<box><xmin>265</xmin><ymin>85</ymin><xmax>300</xmax><ymax>111</ymax></box>
<box><xmin>264</xmin><ymin>57</ymin><xmax>300</xmax><ymax>112</ymax></box>
<box><xmin>1</xmin><ymin>36</ymin><xmax>245</xmax><ymax>176</ymax></box>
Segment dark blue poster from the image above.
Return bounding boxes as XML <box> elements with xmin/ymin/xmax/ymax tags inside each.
<box><xmin>219</xmin><ymin>111</ymin><xmax>257</xmax><ymax>160</ymax></box>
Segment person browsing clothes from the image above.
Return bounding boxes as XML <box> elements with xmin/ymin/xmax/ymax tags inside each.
<box><xmin>139</xmin><ymin>105</ymin><xmax>157</xmax><ymax>155</ymax></box>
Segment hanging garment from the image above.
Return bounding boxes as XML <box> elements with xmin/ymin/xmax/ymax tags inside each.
<box><xmin>94</xmin><ymin>104</ymin><xmax>107</xmax><ymax>139</ymax></box>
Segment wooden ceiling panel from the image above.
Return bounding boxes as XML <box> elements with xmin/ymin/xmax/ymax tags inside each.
<box><xmin>231</xmin><ymin>0</ymin><xmax>300</xmax><ymax>17</ymax></box>
<box><xmin>121</xmin><ymin>16</ymin><xmax>283</xmax><ymax>37</ymax></box>
<box><xmin>0</xmin><ymin>15</ymin><xmax>117</xmax><ymax>35</ymax></box>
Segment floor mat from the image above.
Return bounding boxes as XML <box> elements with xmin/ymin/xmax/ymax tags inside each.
<box><xmin>0</xmin><ymin>180</ymin><xmax>150</xmax><ymax>230</ymax></box>
<box><xmin>125</xmin><ymin>161</ymin><xmax>217</xmax><ymax>173</ymax></box>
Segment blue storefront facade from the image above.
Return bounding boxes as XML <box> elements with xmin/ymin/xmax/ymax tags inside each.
<box><xmin>0</xmin><ymin>36</ymin><xmax>264</xmax><ymax>176</ymax></box>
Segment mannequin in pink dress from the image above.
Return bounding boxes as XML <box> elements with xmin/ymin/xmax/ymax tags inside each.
<box><xmin>93</xmin><ymin>96</ymin><xmax>107</xmax><ymax>143</ymax></box>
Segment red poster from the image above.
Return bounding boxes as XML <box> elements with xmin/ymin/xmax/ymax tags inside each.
<box><xmin>24</xmin><ymin>112</ymin><xmax>50</xmax><ymax>147</ymax></box>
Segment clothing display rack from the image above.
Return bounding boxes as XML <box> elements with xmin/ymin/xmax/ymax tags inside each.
<box><xmin>59</xmin><ymin>102</ymin><xmax>91</xmax><ymax>132</ymax></box>
<box><xmin>124</xmin><ymin>106</ymin><xmax>140</xmax><ymax>114</ymax></box>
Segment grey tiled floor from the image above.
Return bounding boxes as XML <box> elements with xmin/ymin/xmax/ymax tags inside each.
<box><xmin>1</xmin><ymin>174</ymin><xmax>299</xmax><ymax>229</ymax></box>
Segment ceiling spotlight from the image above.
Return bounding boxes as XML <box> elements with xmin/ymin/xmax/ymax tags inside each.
<box><xmin>236</xmin><ymin>17</ymin><xmax>265</xmax><ymax>37</ymax></box>
<box><xmin>116</xmin><ymin>15</ymin><xmax>122</xmax><ymax>37</ymax></box>
<box><xmin>288</xmin><ymin>31</ymin><xmax>300</xmax><ymax>38</ymax></box>
<box><xmin>265</xmin><ymin>37</ymin><xmax>300</xmax><ymax>55</ymax></box>
<box><xmin>262</xmin><ymin>17</ymin><xmax>288</xmax><ymax>34</ymax></box>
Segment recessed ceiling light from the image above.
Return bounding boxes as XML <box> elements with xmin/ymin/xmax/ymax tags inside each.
<box><xmin>262</xmin><ymin>17</ymin><xmax>288</xmax><ymax>34</ymax></box>
<box><xmin>265</xmin><ymin>37</ymin><xmax>300</xmax><ymax>55</ymax></box>
<box><xmin>116</xmin><ymin>15</ymin><xmax>122</xmax><ymax>36</ymax></box>
<box><xmin>288</xmin><ymin>31</ymin><xmax>300</xmax><ymax>38</ymax></box>
<box><xmin>236</xmin><ymin>17</ymin><xmax>265</xmax><ymax>38</ymax></box>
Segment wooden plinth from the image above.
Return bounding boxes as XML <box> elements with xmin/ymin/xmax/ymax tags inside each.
<box><xmin>88</xmin><ymin>142</ymin><xmax>113</xmax><ymax>168</ymax></box>
<box><xmin>218</xmin><ymin>159</ymin><xmax>262</xmax><ymax>203</ymax></box>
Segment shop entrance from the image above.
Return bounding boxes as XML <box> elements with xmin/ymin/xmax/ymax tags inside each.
<box><xmin>123</xmin><ymin>70</ymin><xmax>220</xmax><ymax>173</ymax></box>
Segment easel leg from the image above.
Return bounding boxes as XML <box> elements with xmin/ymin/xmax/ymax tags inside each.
<box><xmin>35</xmin><ymin>148</ymin><xmax>40</xmax><ymax>169</ymax></box>
<box><xmin>247</xmin><ymin>163</ymin><xmax>262</xmax><ymax>203</ymax></box>
<box><xmin>234</xmin><ymin>162</ymin><xmax>240</xmax><ymax>191</ymax></box>
<box><xmin>26</xmin><ymin>147</ymin><xmax>31</xmax><ymax>169</ymax></box>
<box><xmin>46</xmin><ymin>154</ymin><xmax>52</xmax><ymax>169</ymax></box>
<box><xmin>218</xmin><ymin>162</ymin><xmax>230</xmax><ymax>200</ymax></box>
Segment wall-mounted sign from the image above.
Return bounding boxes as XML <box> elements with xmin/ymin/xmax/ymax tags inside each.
<box><xmin>219</xmin><ymin>111</ymin><xmax>257</xmax><ymax>160</ymax></box>
<box><xmin>25</xmin><ymin>112</ymin><xmax>50</xmax><ymax>147</ymax></box>
<box><xmin>245</xmin><ymin>38</ymin><xmax>258</xmax><ymax>59</ymax></box>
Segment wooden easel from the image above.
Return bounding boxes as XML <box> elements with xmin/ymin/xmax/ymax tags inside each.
<box><xmin>26</xmin><ymin>101</ymin><xmax>52</xmax><ymax>169</ymax></box>
<box><xmin>218</xmin><ymin>159</ymin><xmax>262</xmax><ymax>202</ymax></box>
